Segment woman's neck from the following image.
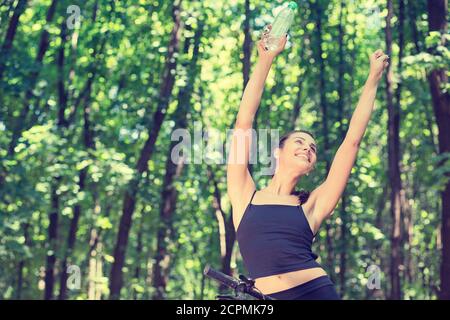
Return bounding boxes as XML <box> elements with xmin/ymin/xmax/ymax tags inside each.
<box><xmin>264</xmin><ymin>170</ymin><xmax>300</xmax><ymax>196</ymax></box>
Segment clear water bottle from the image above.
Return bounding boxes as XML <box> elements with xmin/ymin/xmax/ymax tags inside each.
<box><xmin>264</xmin><ymin>1</ymin><xmax>297</xmax><ymax>51</ymax></box>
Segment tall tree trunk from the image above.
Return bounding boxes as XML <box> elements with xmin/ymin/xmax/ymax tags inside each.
<box><xmin>242</xmin><ymin>0</ymin><xmax>256</xmax><ymax>177</ymax></box>
<box><xmin>385</xmin><ymin>0</ymin><xmax>404</xmax><ymax>300</ymax></box>
<box><xmin>44</xmin><ymin>178</ymin><xmax>61</xmax><ymax>300</ymax></box>
<box><xmin>109</xmin><ymin>0</ymin><xmax>183</xmax><ymax>300</ymax></box>
<box><xmin>314</xmin><ymin>0</ymin><xmax>334</xmax><ymax>282</ymax></box>
<box><xmin>64</xmin><ymin>78</ymin><xmax>102</xmax><ymax>299</ymax></box>
<box><xmin>58</xmin><ymin>1</ymin><xmax>104</xmax><ymax>299</ymax></box>
<box><xmin>81</xmin><ymin>199</ymin><xmax>110</xmax><ymax>297</ymax></box>
<box><xmin>8</xmin><ymin>0</ymin><xmax>58</xmax><ymax>155</ymax></box>
<box><xmin>242</xmin><ymin>0</ymin><xmax>251</xmax><ymax>91</ymax></box>
<box><xmin>407</xmin><ymin>0</ymin><xmax>439</xmax><ymax>154</ymax></box>
<box><xmin>229</xmin><ymin>0</ymin><xmax>251</xmax><ymax>129</ymax></box>
<box><xmin>336</xmin><ymin>0</ymin><xmax>348</xmax><ymax>296</ymax></box>
<box><xmin>152</xmin><ymin>18</ymin><xmax>202</xmax><ymax>300</ymax></box>
<box><xmin>395</xmin><ymin>0</ymin><xmax>414</xmax><ymax>286</ymax></box>
<box><xmin>15</xmin><ymin>222</ymin><xmax>30</xmax><ymax>299</ymax></box>
<box><xmin>67</xmin><ymin>37</ymin><xmax>107</xmax><ymax>126</ymax></box>
<box><xmin>133</xmin><ymin>213</ymin><xmax>145</xmax><ymax>299</ymax></box>
<box><xmin>0</xmin><ymin>0</ymin><xmax>16</xmax><ymax>36</ymax></box>
<box><xmin>58</xmin><ymin>170</ymin><xmax>86</xmax><ymax>300</ymax></box>
<box><xmin>58</xmin><ymin>73</ymin><xmax>98</xmax><ymax>300</ymax></box>
<box><xmin>0</xmin><ymin>0</ymin><xmax>28</xmax><ymax>80</ymax></box>
<box><xmin>206</xmin><ymin>167</ymin><xmax>236</xmax><ymax>293</ymax></box>
<box><xmin>58</xmin><ymin>89</ymin><xmax>97</xmax><ymax>298</ymax></box>
<box><xmin>49</xmin><ymin>24</ymin><xmax>69</xmax><ymax>298</ymax></box>
<box><xmin>56</xmin><ymin>19</ymin><xmax>69</xmax><ymax>128</ymax></box>
<box><xmin>426</xmin><ymin>0</ymin><xmax>450</xmax><ymax>300</ymax></box>
<box><xmin>152</xmin><ymin>157</ymin><xmax>185</xmax><ymax>299</ymax></box>
<box><xmin>44</xmin><ymin>25</ymin><xmax>75</xmax><ymax>296</ymax></box>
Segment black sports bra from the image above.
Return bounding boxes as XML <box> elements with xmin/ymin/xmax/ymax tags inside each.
<box><xmin>236</xmin><ymin>190</ymin><xmax>321</xmax><ymax>279</ymax></box>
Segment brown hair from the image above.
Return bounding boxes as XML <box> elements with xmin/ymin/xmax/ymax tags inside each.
<box><xmin>276</xmin><ymin>129</ymin><xmax>316</xmax><ymax>205</ymax></box>
<box><xmin>279</xmin><ymin>129</ymin><xmax>316</xmax><ymax>148</ymax></box>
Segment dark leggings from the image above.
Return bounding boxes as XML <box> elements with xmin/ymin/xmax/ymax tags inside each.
<box><xmin>267</xmin><ymin>275</ymin><xmax>341</xmax><ymax>300</ymax></box>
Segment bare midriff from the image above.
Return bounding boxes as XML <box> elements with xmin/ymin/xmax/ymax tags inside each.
<box><xmin>254</xmin><ymin>267</ymin><xmax>328</xmax><ymax>295</ymax></box>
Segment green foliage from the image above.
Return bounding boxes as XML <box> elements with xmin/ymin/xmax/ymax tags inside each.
<box><xmin>0</xmin><ymin>0</ymin><xmax>446</xmax><ymax>300</ymax></box>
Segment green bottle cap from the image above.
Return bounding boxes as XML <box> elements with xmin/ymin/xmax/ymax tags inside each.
<box><xmin>288</xmin><ymin>1</ymin><xmax>298</xmax><ymax>10</ymax></box>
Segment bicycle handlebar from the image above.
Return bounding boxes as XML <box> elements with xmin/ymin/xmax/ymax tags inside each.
<box><xmin>203</xmin><ymin>264</ymin><xmax>275</xmax><ymax>300</ymax></box>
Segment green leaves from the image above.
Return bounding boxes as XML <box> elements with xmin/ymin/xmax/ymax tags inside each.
<box><xmin>0</xmin><ymin>0</ymin><xmax>446</xmax><ymax>300</ymax></box>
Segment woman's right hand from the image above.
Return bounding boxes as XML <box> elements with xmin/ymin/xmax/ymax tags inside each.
<box><xmin>368</xmin><ymin>49</ymin><xmax>389</xmax><ymax>83</ymax></box>
<box><xmin>257</xmin><ymin>24</ymin><xmax>288</xmax><ymax>60</ymax></box>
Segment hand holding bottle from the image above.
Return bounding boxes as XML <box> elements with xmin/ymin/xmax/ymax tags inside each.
<box><xmin>368</xmin><ymin>49</ymin><xmax>389</xmax><ymax>82</ymax></box>
<box><xmin>257</xmin><ymin>24</ymin><xmax>288</xmax><ymax>60</ymax></box>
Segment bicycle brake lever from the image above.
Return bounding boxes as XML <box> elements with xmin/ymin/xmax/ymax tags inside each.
<box><xmin>239</xmin><ymin>274</ymin><xmax>255</xmax><ymax>286</ymax></box>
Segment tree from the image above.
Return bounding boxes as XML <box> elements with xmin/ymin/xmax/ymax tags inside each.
<box><xmin>8</xmin><ymin>0</ymin><xmax>58</xmax><ymax>156</ymax></box>
<box><xmin>109</xmin><ymin>0</ymin><xmax>184</xmax><ymax>300</ymax></box>
<box><xmin>0</xmin><ymin>0</ymin><xmax>28</xmax><ymax>81</ymax></box>
<box><xmin>385</xmin><ymin>0</ymin><xmax>405</xmax><ymax>300</ymax></box>
<box><xmin>152</xmin><ymin>19</ymin><xmax>203</xmax><ymax>299</ymax></box>
<box><xmin>426</xmin><ymin>0</ymin><xmax>450</xmax><ymax>300</ymax></box>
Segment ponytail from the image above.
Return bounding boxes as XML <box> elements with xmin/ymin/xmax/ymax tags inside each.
<box><xmin>293</xmin><ymin>189</ymin><xmax>310</xmax><ymax>205</ymax></box>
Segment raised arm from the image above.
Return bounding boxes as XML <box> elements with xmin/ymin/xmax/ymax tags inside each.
<box><xmin>310</xmin><ymin>49</ymin><xmax>389</xmax><ymax>225</ymax></box>
<box><xmin>227</xmin><ymin>27</ymin><xmax>287</xmax><ymax>211</ymax></box>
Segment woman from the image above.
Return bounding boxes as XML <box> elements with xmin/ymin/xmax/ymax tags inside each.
<box><xmin>227</xmin><ymin>26</ymin><xmax>389</xmax><ymax>300</ymax></box>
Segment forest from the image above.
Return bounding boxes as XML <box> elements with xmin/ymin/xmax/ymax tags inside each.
<box><xmin>0</xmin><ymin>0</ymin><xmax>449</xmax><ymax>300</ymax></box>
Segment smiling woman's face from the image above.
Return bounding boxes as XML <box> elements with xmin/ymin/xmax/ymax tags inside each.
<box><xmin>275</xmin><ymin>131</ymin><xmax>317</xmax><ymax>175</ymax></box>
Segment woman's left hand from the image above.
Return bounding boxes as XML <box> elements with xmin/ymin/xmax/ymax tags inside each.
<box><xmin>369</xmin><ymin>49</ymin><xmax>389</xmax><ymax>82</ymax></box>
